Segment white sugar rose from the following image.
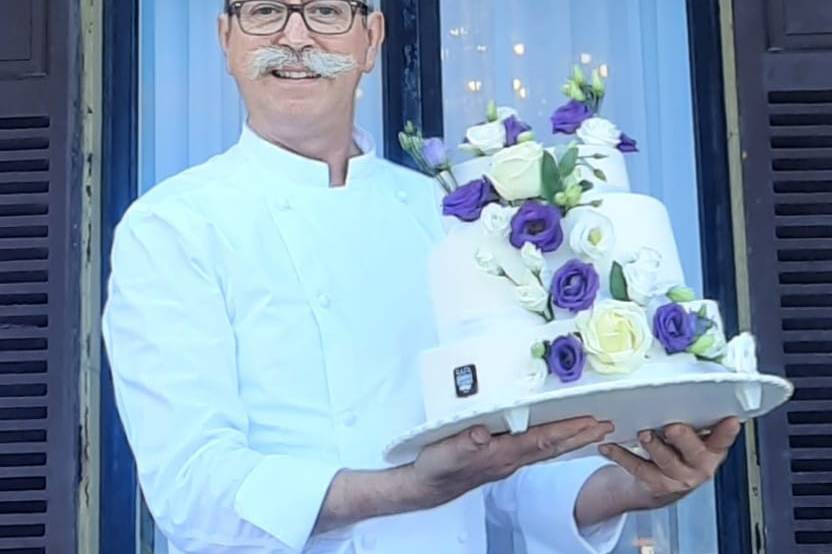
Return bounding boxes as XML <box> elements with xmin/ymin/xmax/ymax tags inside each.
<box><xmin>515</xmin><ymin>279</ymin><xmax>550</xmax><ymax>314</ymax></box>
<box><xmin>622</xmin><ymin>248</ymin><xmax>664</xmax><ymax>305</ymax></box>
<box><xmin>576</xmin><ymin>299</ymin><xmax>653</xmax><ymax>374</ymax></box>
<box><xmin>520</xmin><ymin>243</ymin><xmax>546</xmax><ymax>274</ymax></box>
<box><xmin>487</xmin><ymin>142</ymin><xmax>544</xmax><ymax>202</ymax></box>
<box><xmin>474</xmin><ymin>248</ymin><xmax>503</xmax><ymax>276</ymax></box>
<box><xmin>576</xmin><ymin>117</ymin><xmax>622</xmax><ymax>148</ymax></box>
<box><xmin>568</xmin><ymin>209</ymin><xmax>615</xmax><ymax>261</ymax></box>
<box><xmin>465</xmin><ymin>121</ymin><xmax>507</xmax><ymax>155</ymax></box>
<box><xmin>481</xmin><ymin>204</ymin><xmax>516</xmax><ymax>237</ymax></box>
<box><xmin>497</xmin><ymin>106</ymin><xmax>519</xmax><ymax>121</ymax></box>
<box><xmin>722</xmin><ymin>332</ymin><xmax>758</xmax><ymax>374</ymax></box>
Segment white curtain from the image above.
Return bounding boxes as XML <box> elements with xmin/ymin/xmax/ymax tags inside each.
<box><xmin>440</xmin><ymin>0</ymin><xmax>703</xmax><ymax>295</ymax></box>
<box><xmin>139</xmin><ymin>0</ymin><xmax>384</xmax><ymax>195</ymax></box>
<box><xmin>439</xmin><ymin>1</ymin><xmax>715</xmax><ymax>553</ymax></box>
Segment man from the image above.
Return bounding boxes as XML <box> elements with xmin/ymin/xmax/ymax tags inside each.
<box><xmin>102</xmin><ymin>1</ymin><xmax>741</xmax><ymax>553</ymax></box>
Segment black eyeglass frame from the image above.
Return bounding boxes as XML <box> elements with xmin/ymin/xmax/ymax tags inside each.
<box><xmin>226</xmin><ymin>0</ymin><xmax>370</xmax><ymax>36</ymax></box>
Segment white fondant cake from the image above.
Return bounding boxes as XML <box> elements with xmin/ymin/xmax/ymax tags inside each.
<box><xmin>421</xmin><ymin>168</ymin><xmax>734</xmax><ymax>426</ymax></box>
<box><xmin>398</xmin><ymin>70</ymin><xmax>765</xmax><ymax>435</ymax></box>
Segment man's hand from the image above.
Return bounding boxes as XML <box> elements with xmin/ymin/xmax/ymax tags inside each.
<box><xmin>407</xmin><ymin>417</ymin><xmax>615</xmax><ymax>509</ymax></box>
<box><xmin>575</xmin><ymin>417</ymin><xmax>742</xmax><ymax>527</ymax></box>
<box><xmin>314</xmin><ymin>416</ymin><xmax>612</xmax><ymax>535</ymax></box>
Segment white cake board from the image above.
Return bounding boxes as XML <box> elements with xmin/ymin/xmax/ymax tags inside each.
<box><xmin>384</xmin><ymin>373</ymin><xmax>793</xmax><ymax>465</ymax></box>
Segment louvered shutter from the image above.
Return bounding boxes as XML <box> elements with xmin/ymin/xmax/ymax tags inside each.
<box><xmin>733</xmin><ymin>0</ymin><xmax>832</xmax><ymax>551</ymax></box>
<box><xmin>0</xmin><ymin>0</ymin><xmax>79</xmax><ymax>552</ymax></box>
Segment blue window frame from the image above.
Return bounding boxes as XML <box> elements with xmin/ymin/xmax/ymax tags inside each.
<box><xmin>100</xmin><ymin>1</ymin><xmax>749</xmax><ymax>552</ymax></box>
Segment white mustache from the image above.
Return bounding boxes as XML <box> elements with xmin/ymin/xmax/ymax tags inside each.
<box><xmin>248</xmin><ymin>46</ymin><xmax>359</xmax><ymax>80</ymax></box>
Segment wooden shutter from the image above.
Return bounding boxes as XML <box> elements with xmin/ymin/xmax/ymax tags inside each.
<box><xmin>0</xmin><ymin>0</ymin><xmax>80</xmax><ymax>552</ymax></box>
<box><xmin>733</xmin><ymin>0</ymin><xmax>832</xmax><ymax>551</ymax></box>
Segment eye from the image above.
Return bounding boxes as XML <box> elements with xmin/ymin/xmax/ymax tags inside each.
<box><xmin>246</xmin><ymin>2</ymin><xmax>284</xmax><ymax>17</ymax></box>
<box><xmin>309</xmin><ymin>4</ymin><xmax>344</xmax><ymax>18</ymax></box>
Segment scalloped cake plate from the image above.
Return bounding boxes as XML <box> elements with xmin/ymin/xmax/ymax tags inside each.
<box><xmin>383</xmin><ymin>373</ymin><xmax>793</xmax><ymax>465</ymax></box>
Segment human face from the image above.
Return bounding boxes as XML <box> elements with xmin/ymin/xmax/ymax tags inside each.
<box><xmin>219</xmin><ymin>1</ymin><xmax>385</xmax><ymax>127</ymax></box>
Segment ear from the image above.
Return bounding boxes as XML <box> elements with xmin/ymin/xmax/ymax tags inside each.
<box><xmin>361</xmin><ymin>11</ymin><xmax>386</xmax><ymax>73</ymax></box>
<box><xmin>218</xmin><ymin>14</ymin><xmax>233</xmax><ymax>72</ymax></box>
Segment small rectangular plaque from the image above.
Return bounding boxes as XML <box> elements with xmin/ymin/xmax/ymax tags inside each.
<box><xmin>454</xmin><ymin>365</ymin><xmax>479</xmax><ymax>398</ymax></box>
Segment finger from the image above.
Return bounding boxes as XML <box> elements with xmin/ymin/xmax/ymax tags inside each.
<box><xmin>535</xmin><ymin>422</ymin><xmax>615</xmax><ymax>462</ymax></box>
<box><xmin>599</xmin><ymin>443</ymin><xmax>668</xmax><ymax>491</ymax></box>
<box><xmin>528</xmin><ymin>417</ymin><xmax>608</xmax><ymax>452</ymax></box>
<box><xmin>500</xmin><ymin>418</ymin><xmax>609</xmax><ymax>463</ymax></box>
<box><xmin>449</xmin><ymin>425</ymin><xmax>494</xmax><ymax>458</ymax></box>
<box><xmin>705</xmin><ymin>418</ymin><xmax>742</xmax><ymax>453</ymax></box>
<box><xmin>638</xmin><ymin>430</ymin><xmax>699</xmax><ymax>484</ymax></box>
<box><xmin>664</xmin><ymin>425</ymin><xmax>718</xmax><ymax>472</ymax></box>
<box><xmin>521</xmin><ymin>422</ymin><xmax>614</xmax><ymax>465</ymax></box>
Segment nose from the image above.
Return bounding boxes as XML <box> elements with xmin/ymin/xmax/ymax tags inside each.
<box><xmin>275</xmin><ymin>10</ymin><xmax>315</xmax><ymax>50</ymax></box>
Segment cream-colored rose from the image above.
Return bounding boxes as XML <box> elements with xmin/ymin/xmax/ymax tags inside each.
<box><xmin>568</xmin><ymin>208</ymin><xmax>615</xmax><ymax>261</ymax></box>
<box><xmin>464</xmin><ymin>121</ymin><xmax>506</xmax><ymax>155</ymax></box>
<box><xmin>480</xmin><ymin>204</ymin><xmax>516</xmax><ymax>238</ymax></box>
<box><xmin>576</xmin><ymin>299</ymin><xmax>653</xmax><ymax>374</ymax></box>
<box><xmin>722</xmin><ymin>332</ymin><xmax>757</xmax><ymax>374</ymax></box>
<box><xmin>576</xmin><ymin>117</ymin><xmax>622</xmax><ymax>148</ymax></box>
<box><xmin>622</xmin><ymin>248</ymin><xmax>664</xmax><ymax>305</ymax></box>
<box><xmin>486</xmin><ymin>142</ymin><xmax>544</xmax><ymax>202</ymax></box>
<box><xmin>474</xmin><ymin>248</ymin><xmax>503</xmax><ymax>276</ymax></box>
<box><xmin>520</xmin><ymin>243</ymin><xmax>546</xmax><ymax>274</ymax></box>
<box><xmin>515</xmin><ymin>279</ymin><xmax>550</xmax><ymax>315</ymax></box>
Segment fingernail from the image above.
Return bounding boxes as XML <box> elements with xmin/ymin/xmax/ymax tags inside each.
<box><xmin>599</xmin><ymin>444</ymin><xmax>612</xmax><ymax>457</ymax></box>
<box><xmin>640</xmin><ymin>431</ymin><xmax>653</xmax><ymax>444</ymax></box>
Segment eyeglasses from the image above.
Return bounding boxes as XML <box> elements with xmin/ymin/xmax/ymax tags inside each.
<box><xmin>227</xmin><ymin>1</ymin><xmax>369</xmax><ymax>36</ymax></box>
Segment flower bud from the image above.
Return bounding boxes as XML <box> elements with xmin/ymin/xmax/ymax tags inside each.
<box><xmin>591</xmin><ymin>69</ymin><xmax>605</xmax><ymax>95</ymax></box>
<box><xmin>572</xmin><ymin>65</ymin><xmax>587</xmax><ymax>85</ymax></box>
<box><xmin>486</xmin><ymin>100</ymin><xmax>499</xmax><ymax>122</ymax></box>
<box><xmin>667</xmin><ymin>286</ymin><xmax>696</xmax><ymax>303</ymax></box>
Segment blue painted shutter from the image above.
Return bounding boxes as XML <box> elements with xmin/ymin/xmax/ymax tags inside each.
<box><xmin>0</xmin><ymin>0</ymin><xmax>80</xmax><ymax>551</ymax></box>
<box><xmin>734</xmin><ymin>0</ymin><xmax>832</xmax><ymax>551</ymax></box>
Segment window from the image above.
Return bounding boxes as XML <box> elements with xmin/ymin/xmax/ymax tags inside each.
<box><xmin>437</xmin><ymin>1</ymin><xmax>713</xmax><ymax>552</ymax></box>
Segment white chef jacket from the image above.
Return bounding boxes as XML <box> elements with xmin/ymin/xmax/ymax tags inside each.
<box><xmin>102</xmin><ymin>125</ymin><xmax>626</xmax><ymax>554</ymax></box>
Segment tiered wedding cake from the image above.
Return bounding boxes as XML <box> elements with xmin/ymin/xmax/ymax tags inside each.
<box><xmin>386</xmin><ymin>66</ymin><xmax>790</xmax><ymax>461</ymax></box>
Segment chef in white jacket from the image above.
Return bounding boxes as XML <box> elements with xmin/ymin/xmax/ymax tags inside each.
<box><xmin>101</xmin><ymin>1</ymin><xmax>741</xmax><ymax>553</ymax></box>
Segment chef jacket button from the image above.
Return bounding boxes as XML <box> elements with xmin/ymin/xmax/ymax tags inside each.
<box><xmin>317</xmin><ymin>293</ymin><xmax>331</xmax><ymax>309</ymax></box>
<box><xmin>396</xmin><ymin>190</ymin><xmax>409</xmax><ymax>203</ymax></box>
<box><xmin>276</xmin><ymin>197</ymin><xmax>292</xmax><ymax>211</ymax></box>
<box><xmin>342</xmin><ymin>412</ymin><xmax>357</xmax><ymax>427</ymax></box>
<box><xmin>457</xmin><ymin>532</ymin><xmax>468</xmax><ymax>544</ymax></box>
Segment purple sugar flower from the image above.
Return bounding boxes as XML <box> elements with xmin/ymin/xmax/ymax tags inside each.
<box><xmin>504</xmin><ymin>115</ymin><xmax>533</xmax><ymax>146</ymax></box>
<box><xmin>545</xmin><ymin>335</ymin><xmax>586</xmax><ymax>383</ymax></box>
<box><xmin>550</xmin><ymin>100</ymin><xmax>593</xmax><ymax>135</ymax></box>
<box><xmin>421</xmin><ymin>138</ymin><xmax>448</xmax><ymax>169</ymax></box>
<box><xmin>653</xmin><ymin>303</ymin><xmax>698</xmax><ymax>354</ymax></box>
<box><xmin>550</xmin><ymin>259</ymin><xmax>600</xmax><ymax>313</ymax></box>
<box><xmin>442</xmin><ymin>177</ymin><xmax>499</xmax><ymax>222</ymax></box>
<box><xmin>618</xmin><ymin>133</ymin><xmax>639</xmax><ymax>153</ymax></box>
<box><xmin>509</xmin><ymin>201</ymin><xmax>563</xmax><ymax>252</ymax></box>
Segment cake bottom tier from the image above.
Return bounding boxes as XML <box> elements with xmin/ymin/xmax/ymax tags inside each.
<box><xmin>420</xmin><ymin>318</ymin><xmax>735</xmax><ymax>423</ymax></box>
